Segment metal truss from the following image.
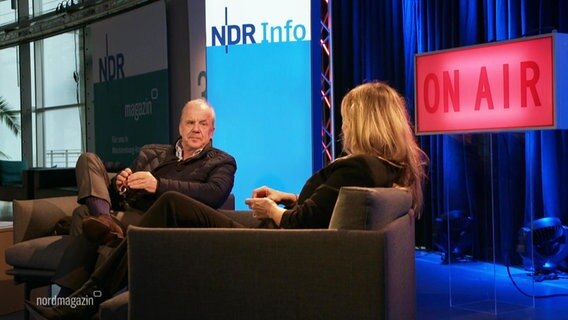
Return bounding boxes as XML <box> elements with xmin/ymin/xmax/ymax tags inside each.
<box><xmin>320</xmin><ymin>0</ymin><xmax>334</xmax><ymax>165</ymax></box>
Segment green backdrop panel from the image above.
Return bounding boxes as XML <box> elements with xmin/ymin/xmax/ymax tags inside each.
<box><xmin>94</xmin><ymin>69</ymin><xmax>169</xmax><ymax>168</ymax></box>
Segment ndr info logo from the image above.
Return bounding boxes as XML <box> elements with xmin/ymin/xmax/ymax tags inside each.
<box><xmin>210</xmin><ymin>7</ymin><xmax>308</xmax><ymax>53</ymax></box>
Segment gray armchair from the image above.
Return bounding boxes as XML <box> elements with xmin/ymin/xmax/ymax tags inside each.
<box><xmin>4</xmin><ymin>193</ymin><xmax>235</xmax><ymax>320</ymax></box>
<box><xmin>4</xmin><ymin>196</ymin><xmax>77</xmax><ymax>320</ymax></box>
<box><xmin>126</xmin><ymin>187</ymin><xmax>416</xmax><ymax>320</ymax></box>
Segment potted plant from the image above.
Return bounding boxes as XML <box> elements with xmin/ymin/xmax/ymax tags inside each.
<box><xmin>0</xmin><ymin>96</ymin><xmax>21</xmax><ymax>159</ymax></box>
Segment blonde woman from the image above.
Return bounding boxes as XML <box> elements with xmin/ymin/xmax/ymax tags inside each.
<box><xmin>27</xmin><ymin>81</ymin><xmax>427</xmax><ymax>319</ymax></box>
<box><xmin>247</xmin><ymin>81</ymin><xmax>426</xmax><ymax>222</ymax></box>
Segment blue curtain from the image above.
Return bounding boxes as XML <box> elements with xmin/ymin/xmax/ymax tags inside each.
<box><xmin>331</xmin><ymin>0</ymin><xmax>568</xmax><ymax>264</ymax></box>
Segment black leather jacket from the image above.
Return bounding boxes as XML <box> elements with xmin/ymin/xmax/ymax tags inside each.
<box><xmin>110</xmin><ymin>140</ymin><xmax>236</xmax><ymax>211</ymax></box>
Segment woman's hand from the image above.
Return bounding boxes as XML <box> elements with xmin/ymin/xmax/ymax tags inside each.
<box><xmin>244</xmin><ymin>197</ymin><xmax>286</xmax><ymax>226</ymax></box>
<box><xmin>251</xmin><ymin>186</ymin><xmax>298</xmax><ymax>207</ymax></box>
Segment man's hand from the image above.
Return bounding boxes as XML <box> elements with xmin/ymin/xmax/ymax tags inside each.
<box><xmin>126</xmin><ymin>171</ymin><xmax>158</xmax><ymax>193</ymax></box>
<box><xmin>116</xmin><ymin>168</ymin><xmax>133</xmax><ymax>193</ymax></box>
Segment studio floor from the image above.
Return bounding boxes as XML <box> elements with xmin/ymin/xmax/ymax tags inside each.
<box><xmin>416</xmin><ymin>250</ymin><xmax>568</xmax><ymax>320</ymax></box>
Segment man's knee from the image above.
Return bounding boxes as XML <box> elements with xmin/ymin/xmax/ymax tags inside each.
<box><xmin>77</xmin><ymin>152</ymin><xmax>100</xmax><ymax>164</ymax></box>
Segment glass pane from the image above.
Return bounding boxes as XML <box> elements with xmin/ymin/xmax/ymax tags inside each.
<box><xmin>32</xmin><ymin>29</ymin><xmax>83</xmax><ymax>168</ymax></box>
<box><xmin>0</xmin><ymin>46</ymin><xmax>22</xmax><ymax>160</ymax></box>
<box><xmin>0</xmin><ymin>1</ymin><xmax>16</xmax><ymax>26</ymax></box>
<box><xmin>40</xmin><ymin>31</ymin><xmax>80</xmax><ymax>107</ymax></box>
<box><xmin>33</xmin><ymin>0</ymin><xmax>58</xmax><ymax>16</ymax></box>
<box><xmin>43</xmin><ymin>107</ymin><xmax>82</xmax><ymax>167</ymax></box>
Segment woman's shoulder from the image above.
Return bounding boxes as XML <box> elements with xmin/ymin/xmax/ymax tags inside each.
<box><xmin>329</xmin><ymin>154</ymin><xmax>389</xmax><ymax>173</ymax></box>
<box><xmin>329</xmin><ymin>154</ymin><xmax>401</xmax><ymax>186</ymax></box>
<box><xmin>334</xmin><ymin>154</ymin><xmax>384</xmax><ymax>165</ymax></box>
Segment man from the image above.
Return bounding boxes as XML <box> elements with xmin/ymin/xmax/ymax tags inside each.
<box><xmin>54</xmin><ymin>98</ymin><xmax>236</xmax><ymax>294</ymax></box>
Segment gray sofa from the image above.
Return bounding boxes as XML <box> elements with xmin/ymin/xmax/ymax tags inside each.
<box><xmin>5</xmin><ymin>187</ymin><xmax>416</xmax><ymax>320</ymax></box>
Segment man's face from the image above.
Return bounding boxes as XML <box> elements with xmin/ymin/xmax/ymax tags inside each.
<box><xmin>179</xmin><ymin>103</ymin><xmax>215</xmax><ymax>154</ymax></box>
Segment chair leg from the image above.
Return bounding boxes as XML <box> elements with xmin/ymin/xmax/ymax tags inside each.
<box><xmin>23</xmin><ymin>281</ymin><xmax>53</xmax><ymax>320</ymax></box>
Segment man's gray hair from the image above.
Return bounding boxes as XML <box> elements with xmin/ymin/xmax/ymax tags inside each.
<box><xmin>181</xmin><ymin>98</ymin><xmax>216</xmax><ymax>126</ymax></box>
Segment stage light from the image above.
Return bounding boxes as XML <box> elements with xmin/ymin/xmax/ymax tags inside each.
<box><xmin>432</xmin><ymin>209</ymin><xmax>474</xmax><ymax>264</ymax></box>
<box><xmin>517</xmin><ymin>217</ymin><xmax>568</xmax><ymax>281</ymax></box>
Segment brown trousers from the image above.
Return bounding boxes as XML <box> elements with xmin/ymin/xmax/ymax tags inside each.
<box><xmin>52</xmin><ymin>153</ymin><xmax>143</xmax><ymax>291</ymax></box>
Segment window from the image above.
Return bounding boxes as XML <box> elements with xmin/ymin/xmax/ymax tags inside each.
<box><xmin>0</xmin><ymin>2</ymin><xmax>16</xmax><ymax>27</ymax></box>
<box><xmin>0</xmin><ymin>46</ymin><xmax>21</xmax><ymax>160</ymax></box>
<box><xmin>32</xmin><ymin>0</ymin><xmax>59</xmax><ymax>16</ymax></box>
<box><xmin>32</xmin><ymin>31</ymin><xmax>84</xmax><ymax>167</ymax></box>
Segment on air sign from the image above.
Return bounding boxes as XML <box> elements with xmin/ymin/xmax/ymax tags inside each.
<box><xmin>415</xmin><ymin>33</ymin><xmax>568</xmax><ymax>134</ymax></box>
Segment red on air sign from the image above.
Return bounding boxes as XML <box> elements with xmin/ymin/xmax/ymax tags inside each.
<box><xmin>414</xmin><ymin>34</ymin><xmax>562</xmax><ymax>134</ymax></box>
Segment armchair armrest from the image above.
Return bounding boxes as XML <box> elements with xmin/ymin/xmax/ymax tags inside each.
<box><xmin>219</xmin><ymin>193</ymin><xmax>235</xmax><ymax>210</ymax></box>
<box><xmin>12</xmin><ymin>196</ymin><xmax>78</xmax><ymax>243</ymax></box>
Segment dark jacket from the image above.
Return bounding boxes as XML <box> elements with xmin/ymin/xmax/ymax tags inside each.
<box><xmin>110</xmin><ymin>141</ymin><xmax>236</xmax><ymax>211</ymax></box>
<box><xmin>280</xmin><ymin>154</ymin><xmax>401</xmax><ymax>229</ymax></box>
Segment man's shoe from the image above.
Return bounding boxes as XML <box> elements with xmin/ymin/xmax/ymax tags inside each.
<box><xmin>82</xmin><ymin>215</ymin><xmax>125</xmax><ymax>245</ymax></box>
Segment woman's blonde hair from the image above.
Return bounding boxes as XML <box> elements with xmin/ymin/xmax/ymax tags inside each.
<box><xmin>341</xmin><ymin>81</ymin><xmax>427</xmax><ymax>216</ymax></box>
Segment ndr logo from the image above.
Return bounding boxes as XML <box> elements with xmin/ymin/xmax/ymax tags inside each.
<box><xmin>99</xmin><ymin>34</ymin><xmax>125</xmax><ymax>82</ymax></box>
<box><xmin>211</xmin><ymin>7</ymin><xmax>308</xmax><ymax>52</ymax></box>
